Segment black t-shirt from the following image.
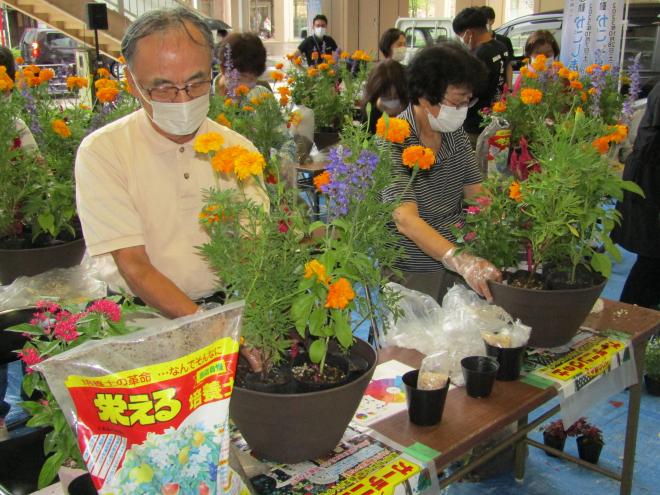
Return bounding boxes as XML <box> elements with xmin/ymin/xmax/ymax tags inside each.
<box><xmin>464</xmin><ymin>39</ymin><xmax>508</xmax><ymax>134</ymax></box>
<box><xmin>494</xmin><ymin>33</ymin><xmax>514</xmax><ymax>62</ymax></box>
<box><xmin>297</xmin><ymin>35</ymin><xmax>338</xmax><ymax>66</ymax></box>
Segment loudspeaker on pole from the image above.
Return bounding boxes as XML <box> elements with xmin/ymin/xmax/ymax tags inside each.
<box><xmin>86</xmin><ymin>3</ymin><xmax>108</xmax><ymax>30</ymax></box>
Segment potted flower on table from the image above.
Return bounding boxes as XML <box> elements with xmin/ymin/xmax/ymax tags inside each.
<box><xmin>455</xmin><ymin>59</ymin><xmax>644</xmax><ymax>348</ymax></box>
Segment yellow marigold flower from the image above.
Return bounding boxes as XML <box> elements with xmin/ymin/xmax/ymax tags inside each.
<box><xmin>402</xmin><ymin>145</ymin><xmax>434</xmax><ymax>170</ymax></box>
<box><xmin>351</xmin><ymin>49</ymin><xmax>372</xmax><ymax>61</ymax></box>
<box><xmin>293</xmin><ymin>56</ymin><xmax>302</xmax><ymax>66</ymax></box>
<box><xmin>311</xmin><ymin>51</ymin><xmax>319</xmax><ymax>61</ymax></box>
<box><xmin>592</xmin><ymin>136</ymin><xmax>610</xmax><ymax>154</ymax></box>
<box><xmin>194</xmin><ymin>132</ymin><xmax>224</xmax><ymax>154</ymax></box>
<box><xmin>271</xmin><ymin>70</ymin><xmax>284</xmax><ymax>81</ymax></box>
<box><xmin>570</xmin><ymin>80</ymin><xmax>583</xmax><ymax>90</ymax></box>
<box><xmin>235</xmin><ymin>84</ymin><xmax>250</xmax><ymax>97</ymax></box>
<box><xmin>307</xmin><ymin>68</ymin><xmax>319</xmax><ymax>77</ymax></box>
<box><xmin>520</xmin><ymin>88</ymin><xmax>543</xmax><ymax>105</ymax></box>
<box><xmin>287</xmin><ymin>77</ymin><xmax>296</xmax><ymax>84</ymax></box>
<box><xmin>286</xmin><ymin>53</ymin><xmax>295</xmax><ymax>61</ymax></box>
<box><xmin>242</xmin><ymin>105</ymin><xmax>255</xmax><ymax>112</ymax></box>
<box><xmin>568</xmin><ymin>71</ymin><xmax>579</xmax><ymax>81</ymax></box>
<box><xmin>304</xmin><ymin>259</ymin><xmax>329</xmax><ymax>284</ymax></box>
<box><xmin>0</xmin><ymin>75</ymin><xmax>14</xmax><ymax>92</ymax></box>
<box><xmin>39</xmin><ymin>68</ymin><xmax>55</xmax><ymax>81</ymax></box>
<box><xmin>95</xmin><ymin>78</ymin><xmax>119</xmax><ymax>90</ymax></box>
<box><xmin>558</xmin><ymin>67</ymin><xmax>571</xmax><ymax>79</ymax></box>
<box><xmin>96</xmin><ymin>67</ymin><xmax>111</xmax><ymax>78</ymax></box>
<box><xmin>66</xmin><ymin>76</ymin><xmax>88</xmax><ymax>90</ymax></box>
<box><xmin>211</xmin><ymin>146</ymin><xmax>244</xmax><ymax>174</ymax></box>
<box><xmin>15</xmin><ymin>56</ymin><xmax>24</xmax><ymax>64</ymax></box>
<box><xmin>585</xmin><ymin>64</ymin><xmax>599</xmax><ymax>75</ymax></box>
<box><xmin>215</xmin><ymin>113</ymin><xmax>232</xmax><ymax>128</ymax></box>
<box><xmin>608</xmin><ymin>124</ymin><xmax>628</xmax><ymax>144</ymax></box>
<box><xmin>51</xmin><ymin>119</ymin><xmax>71</xmax><ymax>138</ymax></box>
<box><xmin>21</xmin><ymin>69</ymin><xmax>35</xmax><ymax>79</ymax></box>
<box><xmin>275</xmin><ymin>62</ymin><xmax>284</xmax><ymax>69</ymax></box>
<box><xmin>313</xmin><ymin>170</ymin><xmax>331</xmax><ymax>191</ymax></box>
<box><xmin>27</xmin><ymin>64</ymin><xmax>40</xmax><ymax>74</ymax></box>
<box><xmin>520</xmin><ymin>66</ymin><xmax>529</xmax><ymax>77</ymax></box>
<box><xmin>340</xmin><ymin>51</ymin><xmax>350</xmax><ymax>59</ymax></box>
<box><xmin>79</xmin><ymin>104</ymin><xmax>91</xmax><ymax>110</ymax></box>
<box><xmin>375</xmin><ymin>116</ymin><xmax>411</xmax><ymax>144</ymax></box>
<box><xmin>322</xmin><ymin>53</ymin><xmax>335</xmax><ymax>63</ymax></box>
<box><xmin>325</xmin><ymin>278</ymin><xmax>355</xmax><ymax>310</ymax></box>
<box><xmin>317</xmin><ymin>62</ymin><xmax>330</xmax><ymax>71</ymax></box>
<box><xmin>233</xmin><ymin>150</ymin><xmax>266</xmax><ymax>180</ymax></box>
<box><xmin>328</xmin><ymin>69</ymin><xmax>336</xmax><ymax>77</ymax></box>
<box><xmin>97</xmin><ymin>87</ymin><xmax>120</xmax><ymax>103</ymax></box>
<box><xmin>531</xmin><ymin>54</ymin><xmax>547</xmax><ymax>72</ymax></box>
<box><xmin>224</xmin><ymin>97</ymin><xmax>234</xmax><ymax>106</ymax></box>
<box><xmin>601</xmin><ymin>64</ymin><xmax>611</xmax><ymax>71</ymax></box>
<box><xmin>509</xmin><ymin>181</ymin><xmax>523</xmax><ymax>202</ymax></box>
<box><xmin>551</xmin><ymin>60</ymin><xmax>563</xmax><ymax>69</ymax></box>
<box><xmin>492</xmin><ymin>100</ymin><xmax>507</xmax><ymax>113</ymax></box>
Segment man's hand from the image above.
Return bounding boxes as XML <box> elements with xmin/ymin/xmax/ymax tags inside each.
<box><xmin>112</xmin><ymin>246</ymin><xmax>199</xmax><ymax>318</ymax></box>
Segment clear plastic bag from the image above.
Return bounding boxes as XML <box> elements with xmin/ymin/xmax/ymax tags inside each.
<box><xmin>418</xmin><ymin>352</ymin><xmax>450</xmax><ymax>390</ymax></box>
<box><xmin>475</xmin><ymin>116</ymin><xmax>511</xmax><ymax>177</ymax></box>
<box><xmin>35</xmin><ymin>302</ymin><xmax>247</xmax><ymax>494</ymax></box>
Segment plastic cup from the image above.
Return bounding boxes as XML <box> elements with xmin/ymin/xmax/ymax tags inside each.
<box><xmin>461</xmin><ymin>356</ymin><xmax>499</xmax><ymax>398</ymax></box>
<box><xmin>402</xmin><ymin>370</ymin><xmax>450</xmax><ymax>426</ymax></box>
<box><xmin>484</xmin><ymin>342</ymin><xmax>526</xmax><ymax>381</ymax></box>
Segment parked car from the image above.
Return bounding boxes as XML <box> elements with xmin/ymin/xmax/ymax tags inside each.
<box><xmin>19</xmin><ymin>27</ymin><xmax>81</xmax><ymax>65</ymax></box>
<box><xmin>394</xmin><ymin>17</ymin><xmax>455</xmax><ymax>64</ymax></box>
<box><xmin>495</xmin><ymin>3</ymin><xmax>660</xmax><ymax>97</ymax></box>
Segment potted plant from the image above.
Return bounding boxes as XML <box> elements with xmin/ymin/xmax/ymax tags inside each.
<box><xmin>541</xmin><ymin>419</ymin><xmax>567</xmax><ymax>457</ymax></box>
<box><xmin>566</xmin><ymin>417</ymin><xmax>605</xmax><ymax>464</ymax></box>
<box><xmin>285</xmin><ymin>50</ymin><xmax>372</xmax><ymax>148</ymax></box>
<box><xmin>7</xmin><ymin>298</ymin><xmax>142</xmax><ymax>490</ymax></box>
<box><xmin>644</xmin><ymin>336</ymin><xmax>660</xmax><ymax>396</ymax></box>
<box><xmin>455</xmin><ymin>59</ymin><xmax>644</xmax><ymax>348</ymax></box>
<box><xmin>192</xmin><ymin>114</ymin><xmax>407</xmax><ymax>462</ymax></box>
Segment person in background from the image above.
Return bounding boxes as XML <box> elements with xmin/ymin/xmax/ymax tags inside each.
<box><xmin>512</xmin><ymin>30</ymin><xmax>560</xmax><ymax>92</ymax></box>
<box><xmin>612</xmin><ymin>81</ymin><xmax>660</xmax><ymax>309</ymax></box>
<box><xmin>214</xmin><ymin>32</ymin><xmax>270</xmax><ymax>98</ymax></box>
<box><xmin>379</xmin><ymin>28</ymin><xmax>406</xmax><ymax>62</ymax></box>
<box><xmin>361</xmin><ymin>59</ymin><xmax>408</xmax><ymax>134</ymax></box>
<box><xmin>75</xmin><ymin>8</ymin><xmax>268</xmax><ymax>318</ymax></box>
<box><xmin>452</xmin><ymin>8</ymin><xmax>508</xmax><ymax>150</ymax></box>
<box><xmin>294</xmin><ymin>14</ymin><xmax>338</xmax><ymax>66</ymax></box>
<box><xmin>479</xmin><ymin>5</ymin><xmax>513</xmax><ymax>87</ymax></box>
<box><xmin>382</xmin><ymin>42</ymin><xmax>501</xmax><ymax>302</ymax></box>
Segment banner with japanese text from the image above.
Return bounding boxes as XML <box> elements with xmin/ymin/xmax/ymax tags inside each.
<box><xmin>560</xmin><ymin>0</ymin><xmax>626</xmax><ymax>69</ymax></box>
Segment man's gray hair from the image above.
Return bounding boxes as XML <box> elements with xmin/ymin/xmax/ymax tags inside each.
<box><xmin>121</xmin><ymin>7</ymin><xmax>213</xmax><ymax>67</ymax></box>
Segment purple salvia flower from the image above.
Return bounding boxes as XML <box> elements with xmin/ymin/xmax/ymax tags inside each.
<box><xmin>588</xmin><ymin>65</ymin><xmax>605</xmax><ymax>117</ymax></box>
<box><xmin>621</xmin><ymin>56</ymin><xmax>641</xmax><ymax>125</ymax></box>
<box><xmin>222</xmin><ymin>43</ymin><xmax>241</xmax><ymax>99</ymax></box>
<box><xmin>21</xmin><ymin>89</ymin><xmax>42</xmax><ymax>136</ymax></box>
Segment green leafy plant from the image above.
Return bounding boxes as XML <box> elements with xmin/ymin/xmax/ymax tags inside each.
<box><xmin>8</xmin><ymin>299</ymin><xmax>142</xmax><ymax>488</ymax></box>
<box><xmin>645</xmin><ymin>337</ymin><xmax>660</xmax><ymax>380</ymax></box>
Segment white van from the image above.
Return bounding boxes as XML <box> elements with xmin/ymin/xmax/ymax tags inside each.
<box><xmin>394</xmin><ymin>18</ymin><xmax>456</xmax><ymax>64</ymax></box>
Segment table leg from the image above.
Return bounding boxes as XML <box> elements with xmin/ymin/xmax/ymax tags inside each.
<box><xmin>514</xmin><ymin>414</ymin><xmax>528</xmax><ymax>481</ymax></box>
<box><xmin>620</xmin><ymin>341</ymin><xmax>646</xmax><ymax>495</ymax></box>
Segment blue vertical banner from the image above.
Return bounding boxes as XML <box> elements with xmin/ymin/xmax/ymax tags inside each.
<box><xmin>561</xmin><ymin>0</ymin><xmax>625</xmax><ymax>69</ymax></box>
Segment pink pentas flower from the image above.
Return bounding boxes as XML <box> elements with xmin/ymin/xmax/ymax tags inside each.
<box><xmin>17</xmin><ymin>348</ymin><xmax>42</xmax><ymax>372</ymax></box>
<box><xmin>35</xmin><ymin>300</ymin><xmax>62</xmax><ymax>314</ymax></box>
<box><xmin>466</xmin><ymin>206</ymin><xmax>481</xmax><ymax>215</ymax></box>
<box><xmin>464</xmin><ymin>231</ymin><xmax>477</xmax><ymax>242</ymax></box>
<box><xmin>87</xmin><ymin>299</ymin><xmax>122</xmax><ymax>322</ymax></box>
<box><xmin>278</xmin><ymin>220</ymin><xmax>290</xmax><ymax>233</ymax></box>
<box><xmin>475</xmin><ymin>196</ymin><xmax>492</xmax><ymax>207</ymax></box>
<box><xmin>53</xmin><ymin>313</ymin><xmax>82</xmax><ymax>342</ymax></box>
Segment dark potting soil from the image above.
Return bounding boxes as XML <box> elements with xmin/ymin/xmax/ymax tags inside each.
<box><xmin>505</xmin><ymin>266</ymin><xmax>604</xmax><ymax>291</ymax></box>
<box><xmin>0</xmin><ymin>220</ymin><xmax>82</xmax><ymax>250</ymax></box>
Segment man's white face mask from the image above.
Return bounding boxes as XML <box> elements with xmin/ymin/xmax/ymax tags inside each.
<box><xmin>314</xmin><ymin>27</ymin><xmax>327</xmax><ymax>38</ymax></box>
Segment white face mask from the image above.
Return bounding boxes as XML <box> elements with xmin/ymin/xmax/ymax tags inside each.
<box><xmin>391</xmin><ymin>46</ymin><xmax>406</xmax><ymax>62</ymax></box>
<box><xmin>314</xmin><ymin>27</ymin><xmax>326</xmax><ymax>38</ymax></box>
<box><xmin>134</xmin><ymin>79</ymin><xmax>210</xmax><ymax>136</ymax></box>
<box><xmin>379</xmin><ymin>97</ymin><xmax>402</xmax><ymax>114</ymax></box>
<box><xmin>427</xmin><ymin>104</ymin><xmax>468</xmax><ymax>133</ymax></box>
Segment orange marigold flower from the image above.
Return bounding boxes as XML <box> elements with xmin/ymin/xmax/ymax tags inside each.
<box><xmin>211</xmin><ymin>146</ymin><xmax>244</xmax><ymax>174</ymax></box>
<box><xmin>568</xmin><ymin>70</ymin><xmax>579</xmax><ymax>81</ymax></box>
<box><xmin>325</xmin><ymin>278</ymin><xmax>355</xmax><ymax>310</ymax></box>
<box><xmin>311</xmin><ymin>51</ymin><xmax>319</xmax><ymax>61</ymax></box>
<box><xmin>280</xmin><ymin>94</ymin><xmax>289</xmax><ymax>106</ymax></box>
<box><xmin>97</xmin><ymin>87</ymin><xmax>120</xmax><ymax>103</ymax></box>
<box><xmin>66</xmin><ymin>76</ymin><xmax>88</xmax><ymax>90</ymax></box>
<box><xmin>570</xmin><ymin>80</ymin><xmax>583</xmax><ymax>90</ymax></box>
<box><xmin>580</xmin><ymin>91</ymin><xmax>588</xmax><ymax>102</ymax></box>
<box><xmin>277</xmin><ymin>86</ymin><xmax>291</xmax><ymax>97</ymax></box>
<box><xmin>313</xmin><ymin>170</ymin><xmax>331</xmax><ymax>191</ymax></box>
<box><xmin>402</xmin><ymin>145</ymin><xmax>435</xmax><ymax>170</ymax></box>
<box><xmin>304</xmin><ymin>260</ymin><xmax>329</xmax><ymax>284</ymax></box>
<box><xmin>15</xmin><ymin>56</ymin><xmax>24</xmax><ymax>64</ymax></box>
<box><xmin>233</xmin><ymin>150</ymin><xmax>266</xmax><ymax>180</ymax></box>
<box><xmin>551</xmin><ymin>60</ymin><xmax>563</xmax><ymax>69</ymax></box>
<box><xmin>588</xmin><ymin>87</ymin><xmax>598</xmax><ymax>96</ymax></box>
<box><xmin>95</xmin><ymin>78</ymin><xmax>119</xmax><ymax>90</ymax></box>
<box><xmin>0</xmin><ymin>74</ymin><xmax>14</xmax><ymax>92</ymax></box>
<box><xmin>351</xmin><ymin>49</ymin><xmax>372</xmax><ymax>61</ymax></box>
<box><xmin>492</xmin><ymin>100</ymin><xmax>507</xmax><ymax>113</ymax></box>
<box><xmin>118</xmin><ymin>55</ymin><xmax>126</xmax><ymax>64</ymax></box>
<box><xmin>27</xmin><ymin>76</ymin><xmax>41</xmax><ymax>88</ymax></box>
<box><xmin>322</xmin><ymin>53</ymin><xmax>335</xmax><ymax>63</ymax></box>
<box><xmin>520</xmin><ymin>88</ymin><xmax>543</xmax><ymax>105</ymax></box>
<box><xmin>224</xmin><ymin>97</ymin><xmax>234</xmax><ymax>106</ymax></box>
<box><xmin>287</xmin><ymin>77</ymin><xmax>296</xmax><ymax>84</ymax></box>
<box><xmin>558</xmin><ymin>67</ymin><xmax>571</xmax><ymax>79</ymax></box>
<box><xmin>271</xmin><ymin>70</ymin><xmax>284</xmax><ymax>81</ymax></box>
<box><xmin>275</xmin><ymin>62</ymin><xmax>284</xmax><ymax>69</ymax></box>
<box><xmin>531</xmin><ymin>54</ymin><xmax>548</xmax><ymax>72</ymax></box>
<box><xmin>340</xmin><ymin>51</ymin><xmax>350</xmax><ymax>59</ymax></box>
<box><xmin>288</xmin><ymin>111</ymin><xmax>302</xmax><ymax>127</ymax></box>
<box><xmin>51</xmin><ymin>119</ymin><xmax>71</xmax><ymax>138</ymax></box>
<box><xmin>509</xmin><ymin>181</ymin><xmax>523</xmax><ymax>202</ymax></box>
<box><xmin>235</xmin><ymin>84</ymin><xmax>250</xmax><ymax>97</ymax></box>
<box><xmin>592</xmin><ymin>136</ymin><xmax>610</xmax><ymax>154</ymax></box>
<box><xmin>307</xmin><ymin>68</ymin><xmax>319</xmax><ymax>77</ymax></box>
<box><xmin>601</xmin><ymin>64</ymin><xmax>611</xmax><ymax>71</ymax></box>
<box><xmin>194</xmin><ymin>132</ymin><xmax>224</xmax><ymax>154</ymax></box>
<box><xmin>608</xmin><ymin>124</ymin><xmax>628</xmax><ymax>144</ymax></box>
<box><xmin>293</xmin><ymin>56</ymin><xmax>303</xmax><ymax>66</ymax></box>
<box><xmin>317</xmin><ymin>62</ymin><xmax>330</xmax><ymax>71</ymax></box>
<box><xmin>215</xmin><ymin>113</ymin><xmax>232</xmax><ymax>128</ymax></box>
<box><xmin>328</xmin><ymin>69</ymin><xmax>336</xmax><ymax>77</ymax></box>
<box><xmin>375</xmin><ymin>116</ymin><xmax>411</xmax><ymax>144</ymax></box>
<box><xmin>585</xmin><ymin>64</ymin><xmax>599</xmax><ymax>75</ymax></box>
<box><xmin>242</xmin><ymin>105</ymin><xmax>255</xmax><ymax>112</ymax></box>
<box><xmin>39</xmin><ymin>68</ymin><xmax>55</xmax><ymax>81</ymax></box>
<box><xmin>27</xmin><ymin>64</ymin><xmax>40</xmax><ymax>74</ymax></box>
<box><xmin>96</xmin><ymin>67</ymin><xmax>111</xmax><ymax>78</ymax></box>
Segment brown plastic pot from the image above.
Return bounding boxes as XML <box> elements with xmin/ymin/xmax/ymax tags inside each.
<box><xmin>229</xmin><ymin>338</ymin><xmax>377</xmax><ymax>463</ymax></box>
<box><xmin>0</xmin><ymin>238</ymin><xmax>86</xmax><ymax>285</ymax></box>
<box><xmin>487</xmin><ymin>279</ymin><xmax>606</xmax><ymax>348</ymax></box>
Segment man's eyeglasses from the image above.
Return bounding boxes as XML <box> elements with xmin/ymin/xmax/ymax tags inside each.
<box><xmin>441</xmin><ymin>96</ymin><xmax>479</xmax><ymax>109</ymax></box>
<box><xmin>142</xmin><ymin>80</ymin><xmax>213</xmax><ymax>102</ymax></box>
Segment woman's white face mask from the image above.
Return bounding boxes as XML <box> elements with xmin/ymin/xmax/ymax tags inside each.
<box><xmin>426</xmin><ymin>104</ymin><xmax>468</xmax><ymax>133</ymax></box>
<box><xmin>391</xmin><ymin>46</ymin><xmax>407</xmax><ymax>62</ymax></box>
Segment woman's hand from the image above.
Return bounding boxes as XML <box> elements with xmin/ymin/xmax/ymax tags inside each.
<box><xmin>441</xmin><ymin>247</ymin><xmax>502</xmax><ymax>302</ymax></box>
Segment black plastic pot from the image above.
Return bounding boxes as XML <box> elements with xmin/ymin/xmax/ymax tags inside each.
<box><xmin>68</xmin><ymin>473</ymin><xmax>97</xmax><ymax>495</ymax></box>
<box><xmin>402</xmin><ymin>370</ymin><xmax>449</xmax><ymax>426</ymax></box>
<box><xmin>461</xmin><ymin>356</ymin><xmax>499</xmax><ymax>398</ymax></box>
<box><xmin>542</xmin><ymin>431</ymin><xmax>566</xmax><ymax>457</ymax></box>
<box><xmin>644</xmin><ymin>374</ymin><xmax>660</xmax><ymax>396</ymax></box>
<box><xmin>576</xmin><ymin>436</ymin><xmax>604</xmax><ymax>464</ymax></box>
<box><xmin>485</xmin><ymin>343</ymin><xmax>526</xmax><ymax>381</ymax></box>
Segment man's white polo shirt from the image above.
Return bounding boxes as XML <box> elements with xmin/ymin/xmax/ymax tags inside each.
<box><xmin>75</xmin><ymin>108</ymin><xmax>268</xmax><ymax>300</ymax></box>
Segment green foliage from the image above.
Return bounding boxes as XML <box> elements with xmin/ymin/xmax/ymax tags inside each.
<box><xmin>645</xmin><ymin>337</ymin><xmax>660</xmax><ymax>380</ymax></box>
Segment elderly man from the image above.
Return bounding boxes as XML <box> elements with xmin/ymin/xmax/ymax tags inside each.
<box><xmin>76</xmin><ymin>8</ymin><xmax>267</xmax><ymax>318</ymax></box>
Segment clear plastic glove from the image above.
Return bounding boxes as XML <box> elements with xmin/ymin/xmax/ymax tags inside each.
<box><xmin>441</xmin><ymin>247</ymin><xmax>502</xmax><ymax>302</ymax></box>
